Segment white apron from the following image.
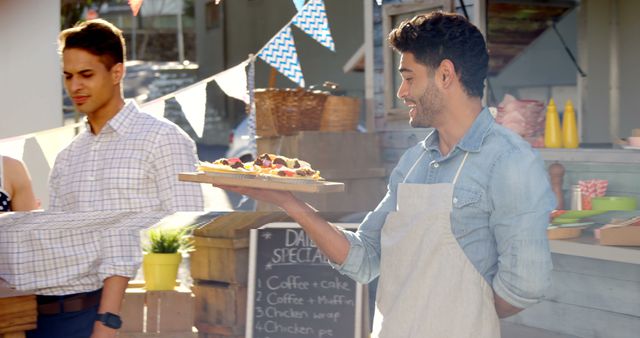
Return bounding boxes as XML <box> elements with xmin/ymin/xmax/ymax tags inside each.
<box><xmin>372</xmin><ymin>149</ymin><xmax>500</xmax><ymax>338</ymax></box>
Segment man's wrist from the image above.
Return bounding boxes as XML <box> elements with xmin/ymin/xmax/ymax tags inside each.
<box><xmin>95</xmin><ymin>312</ymin><xmax>122</xmax><ymax>329</ymax></box>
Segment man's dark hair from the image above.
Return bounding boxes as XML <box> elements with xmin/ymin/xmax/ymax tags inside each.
<box><xmin>58</xmin><ymin>19</ymin><xmax>126</xmax><ymax>70</ymax></box>
<box><xmin>388</xmin><ymin>11</ymin><xmax>489</xmax><ymax>98</ymax></box>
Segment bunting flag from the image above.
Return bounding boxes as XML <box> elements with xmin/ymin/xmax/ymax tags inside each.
<box><xmin>175</xmin><ymin>83</ymin><xmax>207</xmax><ymax>138</ymax></box>
<box><xmin>293</xmin><ymin>0</ymin><xmax>335</xmax><ymax>52</ymax></box>
<box><xmin>129</xmin><ymin>0</ymin><xmax>143</xmax><ymax>16</ymax></box>
<box><xmin>293</xmin><ymin>0</ymin><xmax>305</xmax><ymax>11</ymax></box>
<box><xmin>142</xmin><ymin>100</ymin><xmax>166</xmax><ymax>118</ymax></box>
<box><xmin>0</xmin><ymin>138</ymin><xmax>26</xmax><ymax>162</ymax></box>
<box><xmin>213</xmin><ymin>61</ymin><xmax>250</xmax><ymax>104</ymax></box>
<box><xmin>258</xmin><ymin>26</ymin><xmax>305</xmax><ymax>87</ymax></box>
<box><xmin>34</xmin><ymin>129</ymin><xmax>76</xmax><ymax>168</ymax></box>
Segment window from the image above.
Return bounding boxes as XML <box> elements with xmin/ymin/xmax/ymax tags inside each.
<box><xmin>382</xmin><ymin>1</ymin><xmax>454</xmax><ymax>125</ymax></box>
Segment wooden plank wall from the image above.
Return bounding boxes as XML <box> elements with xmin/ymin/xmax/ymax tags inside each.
<box><xmin>504</xmin><ymin>253</ymin><xmax>640</xmax><ymax>338</ymax></box>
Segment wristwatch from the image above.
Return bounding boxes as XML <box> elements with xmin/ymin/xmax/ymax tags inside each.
<box><xmin>95</xmin><ymin>312</ymin><xmax>122</xmax><ymax>329</ymax></box>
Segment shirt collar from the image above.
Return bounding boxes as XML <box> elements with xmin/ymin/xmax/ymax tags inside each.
<box><xmin>420</xmin><ymin>107</ymin><xmax>494</xmax><ymax>153</ymax></box>
<box><xmin>83</xmin><ymin>100</ymin><xmax>138</xmax><ymax>136</ymax></box>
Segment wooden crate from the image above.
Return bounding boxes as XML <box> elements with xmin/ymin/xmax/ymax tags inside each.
<box><xmin>119</xmin><ymin>333</ymin><xmax>197</xmax><ymax>338</ymax></box>
<box><xmin>0</xmin><ymin>294</ymin><xmax>36</xmax><ymax>336</ymax></box>
<box><xmin>197</xmin><ymin>334</ymin><xmax>243</xmax><ymax>338</ymax></box>
<box><xmin>190</xmin><ymin>212</ymin><xmax>293</xmax><ymax>285</ymax></box>
<box><xmin>190</xmin><ymin>237</ymin><xmax>249</xmax><ymax>284</ymax></box>
<box><xmin>193</xmin><ymin>283</ymin><xmax>246</xmax><ymax>332</ymax></box>
<box><xmin>120</xmin><ymin>286</ymin><xmax>194</xmax><ymax>334</ymax></box>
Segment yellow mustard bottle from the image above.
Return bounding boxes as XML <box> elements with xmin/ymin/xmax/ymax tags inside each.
<box><xmin>544</xmin><ymin>99</ymin><xmax>562</xmax><ymax>148</ymax></box>
<box><xmin>562</xmin><ymin>99</ymin><xmax>579</xmax><ymax>148</ymax></box>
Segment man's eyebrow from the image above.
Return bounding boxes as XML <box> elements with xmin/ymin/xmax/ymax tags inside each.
<box><xmin>63</xmin><ymin>69</ymin><xmax>93</xmax><ymax>76</ymax></box>
<box><xmin>398</xmin><ymin>67</ymin><xmax>413</xmax><ymax>73</ymax></box>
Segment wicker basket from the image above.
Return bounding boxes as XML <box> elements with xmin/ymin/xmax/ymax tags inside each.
<box><xmin>320</xmin><ymin>96</ymin><xmax>361</xmax><ymax>132</ymax></box>
<box><xmin>254</xmin><ymin>88</ymin><xmax>327</xmax><ymax>136</ymax></box>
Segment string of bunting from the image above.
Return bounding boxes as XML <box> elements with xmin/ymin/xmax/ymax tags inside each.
<box><xmin>142</xmin><ymin>0</ymin><xmax>335</xmax><ymax>137</ymax></box>
<box><xmin>0</xmin><ymin>0</ymin><xmax>335</xmax><ymax>165</ymax></box>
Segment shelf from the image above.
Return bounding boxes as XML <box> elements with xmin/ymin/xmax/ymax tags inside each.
<box><xmin>538</xmin><ymin>148</ymin><xmax>640</xmax><ymax>164</ymax></box>
<box><xmin>550</xmin><ymin>235</ymin><xmax>640</xmax><ymax>265</ymax></box>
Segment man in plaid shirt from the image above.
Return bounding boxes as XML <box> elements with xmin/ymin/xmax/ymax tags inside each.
<box><xmin>30</xmin><ymin>19</ymin><xmax>204</xmax><ymax>338</ymax></box>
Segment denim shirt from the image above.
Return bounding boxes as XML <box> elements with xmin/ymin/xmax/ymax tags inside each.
<box><xmin>335</xmin><ymin>108</ymin><xmax>555</xmax><ymax>309</ymax></box>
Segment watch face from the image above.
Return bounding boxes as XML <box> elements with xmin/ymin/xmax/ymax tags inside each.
<box><xmin>98</xmin><ymin>313</ymin><xmax>122</xmax><ymax>329</ymax></box>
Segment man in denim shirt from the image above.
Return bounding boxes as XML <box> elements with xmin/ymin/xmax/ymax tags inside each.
<box><xmin>218</xmin><ymin>12</ymin><xmax>554</xmax><ymax>337</ymax></box>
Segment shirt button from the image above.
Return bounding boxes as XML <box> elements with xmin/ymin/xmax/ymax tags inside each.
<box><xmin>432</xmin><ymin>162</ymin><xmax>439</xmax><ymax>168</ymax></box>
<box><xmin>453</xmin><ymin>197</ymin><xmax>458</xmax><ymax>204</ymax></box>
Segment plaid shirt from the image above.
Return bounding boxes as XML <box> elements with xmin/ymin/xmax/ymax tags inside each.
<box><xmin>49</xmin><ymin>100</ymin><xmax>204</xmax><ymax>212</ymax></box>
<box><xmin>0</xmin><ymin>211</ymin><xmax>168</xmax><ymax>295</ymax></box>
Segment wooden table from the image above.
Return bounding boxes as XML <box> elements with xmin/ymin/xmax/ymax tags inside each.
<box><xmin>0</xmin><ymin>283</ymin><xmax>36</xmax><ymax>338</ymax></box>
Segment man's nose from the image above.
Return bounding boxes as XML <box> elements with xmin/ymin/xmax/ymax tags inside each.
<box><xmin>68</xmin><ymin>78</ymin><xmax>82</xmax><ymax>92</ymax></box>
<box><xmin>397</xmin><ymin>82</ymin><xmax>408</xmax><ymax>99</ymax></box>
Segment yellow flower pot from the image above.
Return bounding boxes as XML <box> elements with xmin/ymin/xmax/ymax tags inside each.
<box><xmin>143</xmin><ymin>252</ymin><xmax>182</xmax><ymax>290</ymax></box>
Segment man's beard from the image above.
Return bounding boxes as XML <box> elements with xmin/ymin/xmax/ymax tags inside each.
<box><xmin>410</xmin><ymin>86</ymin><xmax>442</xmax><ymax>128</ymax></box>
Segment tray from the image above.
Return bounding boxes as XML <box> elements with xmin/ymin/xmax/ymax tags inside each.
<box><xmin>547</xmin><ymin>226</ymin><xmax>584</xmax><ymax>240</ymax></box>
<box><xmin>179</xmin><ymin>172</ymin><xmax>345</xmax><ymax>193</ymax></box>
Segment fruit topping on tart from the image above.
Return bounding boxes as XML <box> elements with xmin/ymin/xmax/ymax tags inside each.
<box><xmin>199</xmin><ymin>153</ymin><xmax>322</xmax><ymax>180</ymax></box>
<box><xmin>197</xmin><ymin>158</ymin><xmax>258</xmax><ymax>174</ymax></box>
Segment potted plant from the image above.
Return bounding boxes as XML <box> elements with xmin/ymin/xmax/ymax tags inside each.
<box><xmin>142</xmin><ymin>226</ymin><xmax>193</xmax><ymax>290</ymax></box>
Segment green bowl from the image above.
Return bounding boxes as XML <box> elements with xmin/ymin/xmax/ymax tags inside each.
<box><xmin>555</xmin><ymin>210</ymin><xmax>607</xmax><ymax>219</ymax></box>
<box><xmin>591</xmin><ymin>196</ymin><xmax>637</xmax><ymax>211</ymax></box>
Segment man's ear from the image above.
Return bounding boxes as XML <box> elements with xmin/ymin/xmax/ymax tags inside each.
<box><xmin>111</xmin><ymin>63</ymin><xmax>125</xmax><ymax>84</ymax></box>
<box><xmin>438</xmin><ymin>59</ymin><xmax>456</xmax><ymax>88</ymax></box>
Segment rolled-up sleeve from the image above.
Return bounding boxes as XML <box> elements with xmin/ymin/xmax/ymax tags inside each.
<box><xmin>489</xmin><ymin>149</ymin><xmax>555</xmax><ymax>309</ymax></box>
<box><xmin>329</xmin><ymin>161</ymin><xmax>406</xmax><ymax>284</ymax></box>
<box><xmin>98</xmin><ymin>227</ymin><xmax>143</xmax><ymax>281</ymax></box>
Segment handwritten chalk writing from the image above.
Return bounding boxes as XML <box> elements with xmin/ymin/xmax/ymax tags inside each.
<box><xmin>267</xmin><ymin>292</ymin><xmax>304</xmax><ymax>305</ymax></box>
<box><xmin>264</xmin><ymin>306</ymin><xmax>308</xmax><ymax>319</ymax></box>
<box><xmin>319</xmin><ymin>329</ymin><xmax>334</xmax><ymax>337</ymax></box>
<box><xmin>319</xmin><ymin>277</ymin><xmax>351</xmax><ymax>291</ymax></box>
<box><xmin>313</xmin><ymin>311</ymin><xmax>341</xmax><ymax>322</ymax></box>
<box><xmin>285</xmin><ymin>229</ymin><xmax>317</xmax><ymax>248</ymax></box>
<box><xmin>251</xmin><ymin>228</ymin><xmax>358</xmax><ymax>338</ymax></box>
<box><xmin>266</xmin><ymin>275</ymin><xmax>309</xmax><ymax>290</ymax></box>
<box><xmin>316</xmin><ymin>295</ymin><xmax>350</xmax><ymax>305</ymax></box>
<box><xmin>271</xmin><ymin>247</ymin><xmax>326</xmax><ymax>264</ymax></box>
<box><xmin>258</xmin><ymin>320</ymin><xmax>315</xmax><ymax>335</ymax></box>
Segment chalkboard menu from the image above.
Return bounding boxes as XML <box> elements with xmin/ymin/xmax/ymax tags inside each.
<box><xmin>246</xmin><ymin>223</ymin><xmax>362</xmax><ymax>338</ymax></box>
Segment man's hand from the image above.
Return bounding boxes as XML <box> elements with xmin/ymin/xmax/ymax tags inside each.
<box><xmin>494</xmin><ymin>292</ymin><xmax>523</xmax><ymax>318</ymax></box>
<box><xmin>91</xmin><ymin>322</ymin><xmax>117</xmax><ymax>338</ymax></box>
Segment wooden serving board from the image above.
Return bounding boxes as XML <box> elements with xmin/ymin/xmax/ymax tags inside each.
<box><xmin>179</xmin><ymin>172</ymin><xmax>345</xmax><ymax>193</ymax></box>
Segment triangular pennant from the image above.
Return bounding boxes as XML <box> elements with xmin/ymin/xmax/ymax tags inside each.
<box><xmin>142</xmin><ymin>100</ymin><xmax>166</xmax><ymax>118</ymax></box>
<box><xmin>129</xmin><ymin>0</ymin><xmax>143</xmax><ymax>16</ymax></box>
<box><xmin>213</xmin><ymin>60</ymin><xmax>250</xmax><ymax>104</ymax></box>
<box><xmin>175</xmin><ymin>83</ymin><xmax>207</xmax><ymax>138</ymax></box>
<box><xmin>258</xmin><ymin>26</ymin><xmax>305</xmax><ymax>87</ymax></box>
<box><xmin>293</xmin><ymin>0</ymin><xmax>305</xmax><ymax>11</ymax></box>
<box><xmin>34</xmin><ymin>128</ymin><xmax>76</xmax><ymax>168</ymax></box>
<box><xmin>0</xmin><ymin>137</ymin><xmax>26</xmax><ymax>162</ymax></box>
<box><xmin>293</xmin><ymin>0</ymin><xmax>335</xmax><ymax>52</ymax></box>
